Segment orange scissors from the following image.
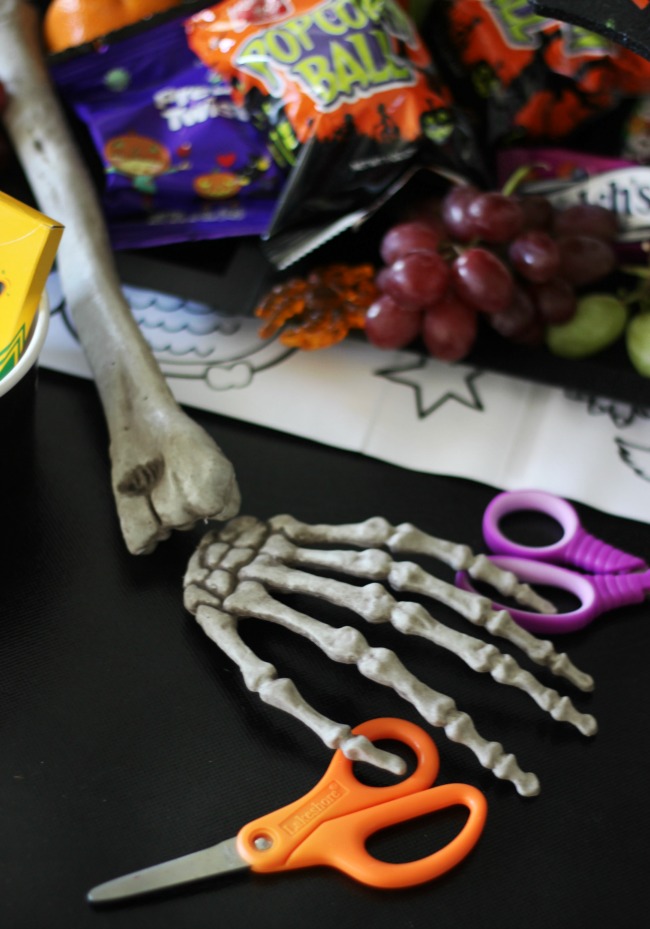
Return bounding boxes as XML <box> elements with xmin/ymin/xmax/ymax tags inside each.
<box><xmin>87</xmin><ymin>717</ymin><xmax>486</xmax><ymax>902</ymax></box>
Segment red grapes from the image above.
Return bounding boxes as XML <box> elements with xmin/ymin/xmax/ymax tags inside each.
<box><xmin>365</xmin><ymin>184</ymin><xmax>619</xmax><ymax>361</ymax></box>
<box><xmin>451</xmin><ymin>247</ymin><xmax>513</xmax><ymax>314</ymax></box>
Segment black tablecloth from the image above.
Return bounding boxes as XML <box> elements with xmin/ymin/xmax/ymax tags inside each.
<box><xmin>2</xmin><ymin>366</ymin><xmax>648</xmax><ymax>929</ymax></box>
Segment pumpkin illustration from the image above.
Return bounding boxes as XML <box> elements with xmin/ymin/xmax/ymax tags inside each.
<box><xmin>192</xmin><ymin>172</ymin><xmax>250</xmax><ymax>199</ymax></box>
<box><xmin>44</xmin><ymin>0</ymin><xmax>183</xmax><ymax>53</ymax></box>
<box><xmin>104</xmin><ymin>134</ymin><xmax>172</xmax><ymax>176</ymax></box>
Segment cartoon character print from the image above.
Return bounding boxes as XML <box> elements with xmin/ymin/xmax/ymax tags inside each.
<box><xmin>420</xmin><ymin>103</ymin><xmax>455</xmax><ymax>146</ymax></box>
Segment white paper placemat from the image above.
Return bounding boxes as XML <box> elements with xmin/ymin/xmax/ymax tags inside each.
<box><xmin>41</xmin><ymin>273</ymin><xmax>650</xmax><ymax>525</ymax></box>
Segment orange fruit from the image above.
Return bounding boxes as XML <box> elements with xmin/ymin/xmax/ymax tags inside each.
<box><xmin>44</xmin><ymin>0</ymin><xmax>183</xmax><ymax>53</ymax></box>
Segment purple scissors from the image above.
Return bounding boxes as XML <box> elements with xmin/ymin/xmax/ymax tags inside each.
<box><xmin>456</xmin><ymin>490</ymin><xmax>650</xmax><ymax>634</ymax></box>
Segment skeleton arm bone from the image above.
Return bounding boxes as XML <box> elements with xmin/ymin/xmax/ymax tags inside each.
<box><xmin>0</xmin><ymin>2</ymin><xmax>240</xmax><ymax>553</ymax></box>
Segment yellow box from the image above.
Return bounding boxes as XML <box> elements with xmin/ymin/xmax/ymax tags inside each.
<box><xmin>0</xmin><ymin>190</ymin><xmax>63</xmax><ymax>379</ymax></box>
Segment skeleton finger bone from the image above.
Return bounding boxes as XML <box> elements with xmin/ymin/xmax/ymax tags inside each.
<box><xmin>184</xmin><ymin>516</ymin><xmax>599</xmax><ymax>796</ymax></box>
<box><xmin>268</xmin><ymin>514</ymin><xmax>555</xmax><ymax>613</ymax></box>
<box><xmin>266</xmin><ymin>515</ymin><xmax>593</xmax><ymax>692</ymax></box>
<box><xmin>193</xmin><ymin>604</ymin><xmax>407</xmax><ymax>776</ymax></box>
<box><xmin>0</xmin><ymin>2</ymin><xmax>240</xmax><ymax>554</ymax></box>
<box><xmin>222</xmin><ymin>579</ymin><xmax>540</xmax><ymax>797</ymax></box>
<box><xmin>241</xmin><ymin>556</ymin><xmax>596</xmax><ymax>737</ymax></box>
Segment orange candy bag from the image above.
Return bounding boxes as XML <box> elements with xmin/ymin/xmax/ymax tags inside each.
<box><xmin>187</xmin><ymin>0</ymin><xmax>436</xmax><ymax>145</ymax></box>
<box><xmin>425</xmin><ymin>0</ymin><xmax>650</xmax><ymax>146</ymax></box>
<box><xmin>186</xmin><ymin>0</ymin><xmax>484</xmax><ymax>245</ymax></box>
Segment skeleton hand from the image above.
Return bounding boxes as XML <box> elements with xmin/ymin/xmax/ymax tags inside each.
<box><xmin>0</xmin><ymin>1</ymin><xmax>240</xmax><ymax>553</ymax></box>
<box><xmin>184</xmin><ymin>515</ymin><xmax>597</xmax><ymax>798</ymax></box>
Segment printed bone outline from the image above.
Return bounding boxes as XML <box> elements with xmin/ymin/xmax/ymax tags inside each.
<box><xmin>48</xmin><ymin>271</ymin><xmax>296</xmax><ymax>392</ymax></box>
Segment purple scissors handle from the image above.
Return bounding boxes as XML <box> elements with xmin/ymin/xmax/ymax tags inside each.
<box><xmin>456</xmin><ymin>555</ymin><xmax>650</xmax><ymax>634</ymax></box>
<box><xmin>483</xmin><ymin>490</ymin><xmax>646</xmax><ymax>574</ymax></box>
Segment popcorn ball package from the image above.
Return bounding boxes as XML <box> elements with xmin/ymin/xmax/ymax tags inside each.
<box><xmin>186</xmin><ymin>0</ymin><xmax>485</xmax><ymax>252</ymax></box>
<box><xmin>49</xmin><ymin>10</ymin><xmax>288</xmax><ymax>249</ymax></box>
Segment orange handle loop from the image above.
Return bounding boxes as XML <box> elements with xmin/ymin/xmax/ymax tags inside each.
<box><xmin>293</xmin><ymin>782</ymin><xmax>488</xmax><ymax>888</ymax></box>
<box><xmin>237</xmin><ymin>718</ymin><xmax>440</xmax><ymax>874</ymax></box>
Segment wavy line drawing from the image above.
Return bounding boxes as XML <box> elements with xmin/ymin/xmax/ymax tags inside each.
<box><xmin>47</xmin><ymin>272</ymin><xmax>295</xmax><ymax>391</ymax></box>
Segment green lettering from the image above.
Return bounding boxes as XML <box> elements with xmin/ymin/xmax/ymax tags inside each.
<box><xmin>292</xmin><ymin>56</ymin><xmax>337</xmax><ymax>106</ymax></box>
<box><xmin>347</xmin><ymin>30</ymin><xmax>411</xmax><ymax>84</ymax></box>
<box><xmin>266</xmin><ymin>29</ymin><xmax>302</xmax><ymax>63</ymax></box>
<box><xmin>236</xmin><ymin>36</ymin><xmax>280</xmax><ymax>93</ymax></box>
<box><xmin>330</xmin><ymin>39</ymin><xmax>369</xmax><ymax>96</ymax></box>
<box><xmin>489</xmin><ymin>0</ymin><xmax>551</xmax><ymax>47</ymax></box>
<box><xmin>284</xmin><ymin>15</ymin><xmax>316</xmax><ymax>51</ymax></box>
<box><xmin>563</xmin><ymin>24</ymin><xmax>609</xmax><ymax>54</ymax></box>
<box><xmin>358</xmin><ymin>0</ymin><xmax>384</xmax><ymax>25</ymax></box>
<box><xmin>373</xmin><ymin>29</ymin><xmax>412</xmax><ymax>81</ymax></box>
<box><xmin>313</xmin><ymin>6</ymin><xmax>348</xmax><ymax>36</ymax></box>
<box><xmin>337</xmin><ymin>0</ymin><xmax>368</xmax><ymax>31</ymax></box>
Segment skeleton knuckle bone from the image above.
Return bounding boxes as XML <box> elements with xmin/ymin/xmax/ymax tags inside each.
<box><xmin>183</xmin><ymin>583</ymin><xmax>221</xmax><ymax>614</ymax></box>
<box><xmin>218</xmin><ymin>516</ymin><xmax>266</xmax><ymax>548</ymax></box>
<box><xmin>319</xmin><ymin>625</ymin><xmax>368</xmax><ymax>662</ymax></box>
<box><xmin>356</xmin><ymin>645</ymin><xmax>401</xmax><ymax>681</ymax></box>
<box><xmin>257</xmin><ymin>674</ymin><xmax>295</xmax><ymax>703</ymax></box>
<box><xmin>346</xmin><ymin>582</ymin><xmax>395</xmax><ymax>622</ymax></box>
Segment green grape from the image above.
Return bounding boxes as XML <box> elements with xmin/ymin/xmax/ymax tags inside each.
<box><xmin>626</xmin><ymin>312</ymin><xmax>650</xmax><ymax>377</ymax></box>
<box><xmin>545</xmin><ymin>294</ymin><xmax>628</xmax><ymax>359</ymax></box>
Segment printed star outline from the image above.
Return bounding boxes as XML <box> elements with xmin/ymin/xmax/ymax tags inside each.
<box><xmin>376</xmin><ymin>354</ymin><xmax>485</xmax><ymax>418</ymax></box>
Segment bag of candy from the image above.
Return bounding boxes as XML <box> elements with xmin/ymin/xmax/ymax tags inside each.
<box><xmin>49</xmin><ymin>9</ymin><xmax>288</xmax><ymax>249</ymax></box>
<box><xmin>423</xmin><ymin>0</ymin><xmax>650</xmax><ymax>151</ymax></box>
<box><xmin>186</xmin><ymin>0</ymin><xmax>485</xmax><ymax>259</ymax></box>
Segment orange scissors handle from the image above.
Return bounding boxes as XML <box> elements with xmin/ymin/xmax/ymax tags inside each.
<box><xmin>236</xmin><ymin>718</ymin><xmax>487</xmax><ymax>888</ymax></box>
<box><xmin>292</xmin><ymin>781</ymin><xmax>487</xmax><ymax>888</ymax></box>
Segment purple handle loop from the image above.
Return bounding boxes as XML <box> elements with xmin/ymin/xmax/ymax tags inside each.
<box><xmin>483</xmin><ymin>491</ymin><xmax>646</xmax><ymax>574</ymax></box>
<box><xmin>456</xmin><ymin>556</ymin><xmax>650</xmax><ymax>634</ymax></box>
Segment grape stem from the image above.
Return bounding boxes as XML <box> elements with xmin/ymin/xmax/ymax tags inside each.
<box><xmin>500</xmin><ymin>164</ymin><xmax>550</xmax><ymax>197</ymax></box>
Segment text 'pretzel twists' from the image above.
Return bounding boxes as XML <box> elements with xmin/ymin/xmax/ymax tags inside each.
<box><xmin>184</xmin><ymin>515</ymin><xmax>597</xmax><ymax>797</ymax></box>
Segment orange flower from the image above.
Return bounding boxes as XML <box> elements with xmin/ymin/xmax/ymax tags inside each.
<box><xmin>255</xmin><ymin>264</ymin><xmax>378</xmax><ymax>350</ymax></box>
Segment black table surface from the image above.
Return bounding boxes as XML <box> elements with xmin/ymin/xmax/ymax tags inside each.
<box><xmin>2</xmin><ymin>359</ymin><xmax>649</xmax><ymax>929</ymax></box>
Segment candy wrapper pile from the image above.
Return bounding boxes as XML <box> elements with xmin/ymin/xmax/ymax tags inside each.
<box><xmin>45</xmin><ymin>0</ymin><xmax>650</xmax><ymax>254</ymax></box>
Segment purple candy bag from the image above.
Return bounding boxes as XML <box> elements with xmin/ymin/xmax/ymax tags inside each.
<box><xmin>49</xmin><ymin>14</ymin><xmax>287</xmax><ymax>249</ymax></box>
